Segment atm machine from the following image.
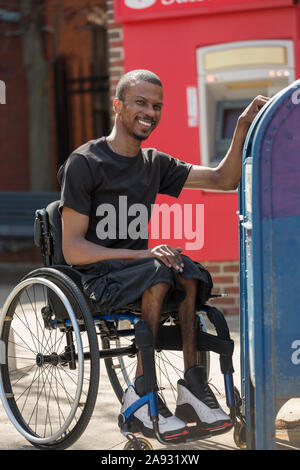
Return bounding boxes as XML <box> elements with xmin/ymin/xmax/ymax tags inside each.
<box><xmin>197</xmin><ymin>40</ymin><xmax>295</xmax><ymax>167</ymax></box>
<box><xmin>238</xmin><ymin>79</ymin><xmax>300</xmax><ymax>449</ymax></box>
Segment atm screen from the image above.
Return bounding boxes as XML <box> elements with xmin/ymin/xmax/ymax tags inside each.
<box><xmin>222</xmin><ymin>107</ymin><xmax>245</xmax><ymax>138</ymax></box>
<box><xmin>214</xmin><ymin>99</ymin><xmax>250</xmax><ymax>163</ymax></box>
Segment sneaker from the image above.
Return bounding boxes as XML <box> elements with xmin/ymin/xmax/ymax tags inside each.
<box><xmin>120</xmin><ymin>376</ymin><xmax>187</xmax><ymax>439</ymax></box>
<box><xmin>175</xmin><ymin>366</ymin><xmax>232</xmax><ymax>432</ymax></box>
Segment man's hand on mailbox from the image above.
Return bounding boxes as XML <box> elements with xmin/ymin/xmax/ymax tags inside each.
<box><xmin>238</xmin><ymin>95</ymin><xmax>270</xmax><ymax>129</ymax></box>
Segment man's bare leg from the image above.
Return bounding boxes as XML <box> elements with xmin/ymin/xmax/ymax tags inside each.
<box><xmin>135</xmin><ymin>281</ymin><xmax>170</xmax><ymax>378</ymax></box>
<box><xmin>121</xmin><ymin>281</ymin><xmax>187</xmax><ymax>438</ymax></box>
<box><xmin>175</xmin><ymin>276</ymin><xmax>232</xmax><ymax>430</ymax></box>
<box><xmin>177</xmin><ymin>276</ymin><xmax>198</xmax><ymax>371</ymax></box>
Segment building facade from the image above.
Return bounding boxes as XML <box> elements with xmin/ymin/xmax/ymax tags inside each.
<box><xmin>110</xmin><ymin>0</ymin><xmax>300</xmax><ymax>315</ymax></box>
<box><xmin>1</xmin><ymin>1</ymin><xmax>299</xmax><ymax>314</ymax></box>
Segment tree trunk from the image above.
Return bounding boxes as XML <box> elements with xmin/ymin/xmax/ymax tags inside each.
<box><xmin>20</xmin><ymin>0</ymin><xmax>52</xmax><ymax>191</ymax></box>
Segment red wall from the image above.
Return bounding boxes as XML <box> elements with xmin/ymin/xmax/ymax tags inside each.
<box><xmin>120</xmin><ymin>4</ymin><xmax>299</xmax><ymax>262</ymax></box>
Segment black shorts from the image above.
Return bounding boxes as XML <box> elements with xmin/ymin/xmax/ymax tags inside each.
<box><xmin>76</xmin><ymin>255</ymin><xmax>213</xmax><ymax>315</ymax></box>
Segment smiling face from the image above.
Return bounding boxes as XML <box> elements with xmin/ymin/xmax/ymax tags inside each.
<box><xmin>114</xmin><ymin>79</ymin><xmax>164</xmax><ymax>141</ymax></box>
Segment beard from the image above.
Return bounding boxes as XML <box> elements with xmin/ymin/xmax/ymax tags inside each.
<box><xmin>121</xmin><ymin>115</ymin><xmax>155</xmax><ymax>141</ymax></box>
<box><xmin>132</xmin><ymin>131</ymin><xmax>149</xmax><ymax>141</ymax></box>
<box><xmin>132</xmin><ymin>120</ymin><xmax>155</xmax><ymax>141</ymax></box>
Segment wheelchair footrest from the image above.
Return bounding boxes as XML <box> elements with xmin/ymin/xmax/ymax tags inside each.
<box><xmin>119</xmin><ymin>414</ymin><xmax>233</xmax><ymax>445</ymax></box>
<box><xmin>119</xmin><ymin>415</ymin><xmax>189</xmax><ymax>441</ymax></box>
<box><xmin>119</xmin><ymin>418</ymin><xmax>141</xmax><ymax>436</ymax></box>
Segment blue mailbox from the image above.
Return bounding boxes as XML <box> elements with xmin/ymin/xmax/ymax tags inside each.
<box><xmin>239</xmin><ymin>79</ymin><xmax>300</xmax><ymax>450</ymax></box>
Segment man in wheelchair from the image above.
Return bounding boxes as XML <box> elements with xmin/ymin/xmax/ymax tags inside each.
<box><xmin>58</xmin><ymin>70</ymin><xmax>268</xmax><ymax>439</ymax></box>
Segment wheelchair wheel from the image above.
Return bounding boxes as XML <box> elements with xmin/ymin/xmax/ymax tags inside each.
<box><xmin>0</xmin><ymin>268</ymin><xmax>100</xmax><ymax>450</ymax></box>
<box><xmin>123</xmin><ymin>436</ymin><xmax>153</xmax><ymax>450</ymax></box>
<box><xmin>102</xmin><ymin>313</ymin><xmax>210</xmax><ymax>408</ymax></box>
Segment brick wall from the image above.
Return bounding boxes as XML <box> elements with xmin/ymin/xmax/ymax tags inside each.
<box><xmin>0</xmin><ymin>1</ymin><xmax>30</xmax><ymax>190</ymax></box>
<box><xmin>0</xmin><ymin>0</ymin><xmax>98</xmax><ymax>191</ymax></box>
<box><xmin>45</xmin><ymin>0</ymin><xmax>95</xmax><ymax>170</ymax></box>
<box><xmin>106</xmin><ymin>0</ymin><xmax>124</xmax><ymax>122</ymax></box>
<box><xmin>203</xmin><ymin>260</ymin><xmax>240</xmax><ymax>316</ymax></box>
<box><xmin>0</xmin><ymin>1</ymin><xmax>241</xmax><ymax>316</ymax></box>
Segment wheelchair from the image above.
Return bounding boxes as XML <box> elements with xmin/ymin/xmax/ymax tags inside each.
<box><xmin>0</xmin><ymin>200</ymin><xmax>246</xmax><ymax>450</ymax></box>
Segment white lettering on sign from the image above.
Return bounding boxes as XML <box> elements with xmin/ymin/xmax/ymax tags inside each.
<box><xmin>162</xmin><ymin>0</ymin><xmax>205</xmax><ymax>4</ymax></box>
<box><xmin>0</xmin><ymin>80</ymin><xmax>6</xmax><ymax>104</ymax></box>
<box><xmin>291</xmin><ymin>88</ymin><xmax>300</xmax><ymax>105</ymax></box>
<box><xmin>125</xmin><ymin>0</ymin><xmax>156</xmax><ymax>8</ymax></box>
<box><xmin>125</xmin><ymin>0</ymin><xmax>205</xmax><ymax>9</ymax></box>
<box><xmin>186</xmin><ymin>86</ymin><xmax>198</xmax><ymax>127</ymax></box>
<box><xmin>291</xmin><ymin>340</ymin><xmax>300</xmax><ymax>365</ymax></box>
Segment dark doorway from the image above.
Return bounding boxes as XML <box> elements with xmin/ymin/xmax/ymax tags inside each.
<box><xmin>54</xmin><ymin>26</ymin><xmax>110</xmax><ymax>169</ymax></box>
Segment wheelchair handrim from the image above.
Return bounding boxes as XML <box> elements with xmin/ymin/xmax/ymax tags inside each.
<box><xmin>0</xmin><ymin>277</ymin><xmax>84</xmax><ymax>445</ymax></box>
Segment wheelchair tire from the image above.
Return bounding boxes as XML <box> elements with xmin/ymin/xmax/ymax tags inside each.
<box><xmin>123</xmin><ymin>437</ymin><xmax>153</xmax><ymax>450</ymax></box>
<box><xmin>0</xmin><ymin>268</ymin><xmax>100</xmax><ymax>450</ymax></box>
<box><xmin>102</xmin><ymin>314</ymin><xmax>210</xmax><ymax>406</ymax></box>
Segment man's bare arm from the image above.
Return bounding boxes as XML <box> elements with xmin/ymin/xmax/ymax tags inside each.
<box><xmin>184</xmin><ymin>95</ymin><xmax>269</xmax><ymax>191</ymax></box>
<box><xmin>61</xmin><ymin>206</ymin><xmax>143</xmax><ymax>265</ymax></box>
<box><xmin>61</xmin><ymin>206</ymin><xmax>184</xmax><ymax>270</ymax></box>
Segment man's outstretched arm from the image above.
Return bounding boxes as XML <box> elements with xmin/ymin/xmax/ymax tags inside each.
<box><xmin>184</xmin><ymin>95</ymin><xmax>269</xmax><ymax>191</ymax></box>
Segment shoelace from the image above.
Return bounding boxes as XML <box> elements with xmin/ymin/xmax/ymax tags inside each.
<box><xmin>207</xmin><ymin>379</ymin><xmax>221</xmax><ymax>396</ymax></box>
<box><xmin>200</xmin><ymin>381</ymin><xmax>220</xmax><ymax>409</ymax></box>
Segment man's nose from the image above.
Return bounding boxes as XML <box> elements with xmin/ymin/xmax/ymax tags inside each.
<box><xmin>144</xmin><ymin>104</ymin><xmax>156</xmax><ymax>119</ymax></box>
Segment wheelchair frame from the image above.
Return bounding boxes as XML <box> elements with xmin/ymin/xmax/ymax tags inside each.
<box><xmin>0</xmin><ymin>203</ymin><xmax>245</xmax><ymax>450</ymax></box>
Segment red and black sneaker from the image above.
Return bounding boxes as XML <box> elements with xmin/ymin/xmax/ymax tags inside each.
<box><xmin>175</xmin><ymin>366</ymin><xmax>232</xmax><ymax>433</ymax></box>
<box><xmin>121</xmin><ymin>376</ymin><xmax>188</xmax><ymax>439</ymax></box>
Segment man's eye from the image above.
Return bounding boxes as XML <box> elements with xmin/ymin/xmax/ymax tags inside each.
<box><xmin>136</xmin><ymin>100</ymin><xmax>145</xmax><ymax>105</ymax></box>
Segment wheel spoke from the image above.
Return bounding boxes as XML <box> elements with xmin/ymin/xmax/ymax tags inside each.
<box><xmin>103</xmin><ymin>321</ymin><xmax>209</xmax><ymax>411</ymax></box>
<box><xmin>0</xmin><ymin>276</ymin><xmax>99</xmax><ymax>448</ymax></box>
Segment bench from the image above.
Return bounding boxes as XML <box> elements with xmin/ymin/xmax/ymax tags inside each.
<box><xmin>0</xmin><ymin>191</ymin><xmax>60</xmax><ymax>238</ymax></box>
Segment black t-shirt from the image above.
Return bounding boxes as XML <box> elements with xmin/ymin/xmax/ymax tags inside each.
<box><xmin>58</xmin><ymin>137</ymin><xmax>192</xmax><ymax>250</ymax></box>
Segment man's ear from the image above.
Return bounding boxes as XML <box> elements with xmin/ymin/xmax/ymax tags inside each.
<box><xmin>113</xmin><ymin>98</ymin><xmax>122</xmax><ymax>113</ymax></box>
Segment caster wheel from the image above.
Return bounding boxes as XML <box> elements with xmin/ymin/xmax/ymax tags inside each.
<box><xmin>233</xmin><ymin>420</ymin><xmax>247</xmax><ymax>449</ymax></box>
<box><xmin>124</xmin><ymin>437</ymin><xmax>153</xmax><ymax>450</ymax></box>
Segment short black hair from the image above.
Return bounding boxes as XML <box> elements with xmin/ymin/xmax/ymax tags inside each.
<box><xmin>116</xmin><ymin>69</ymin><xmax>162</xmax><ymax>100</ymax></box>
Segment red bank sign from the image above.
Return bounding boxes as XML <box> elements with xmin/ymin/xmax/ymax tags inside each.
<box><xmin>115</xmin><ymin>0</ymin><xmax>294</xmax><ymax>22</ymax></box>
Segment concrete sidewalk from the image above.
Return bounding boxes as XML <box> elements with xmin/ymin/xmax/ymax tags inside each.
<box><xmin>0</xmin><ymin>282</ymin><xmax>299</xmax><ymax>451</ymax></box>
